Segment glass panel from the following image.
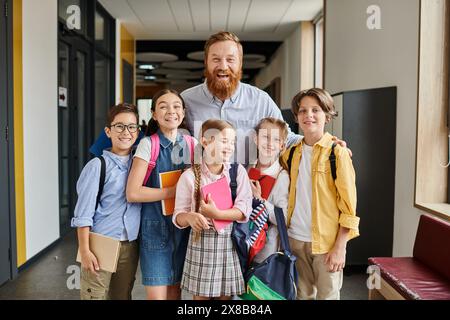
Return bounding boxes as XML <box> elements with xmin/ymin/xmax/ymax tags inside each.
<box><xmin>137</xmin><ymin>99</ymin><xmax>152</xmax><ymax>126</ymax></box>
<box><xmin>61</xmin><ymin>158</ymin><xmax>69</xmax><ymax>207</ymax></box>
<box><xmin>95</xmin><ymin>11</ymin><xmax>105</xmax><ymax>42</ymax></box>
<box><xmin>76</xmin><ymin>51</ymin><xmax>86</xmax><ymax>174</ymax></box>
<box><xmin>58</xmin><ymin>0</ymin><xmax>85</xmax><ymax>35</ymax></box>
<box><xmin>59</xmin><ymin>207</ymin><xmax>70</xmax><ymax>229</ymax></box>
<box><xmin>58</xmin><ymin>43</ymin><xmax>70</xmax><ymax>158</ymax></box>
<box><xmin>58</xmin><ymin>43</ymin><xmax>69</xmax><ymax>88</ymax></box>
<box><xmin>61</xmin><ymin>108</ymin><xmax>69</xmax><ymax>157</ymax></box>
<box><xmin>95</xmin><ymin>11</ymin><xmax>111</xmax><ymax>51</ymax></box>
<box><xmin>95</xmin><ymin>54</ymin><xmax>110</xmax><ymax>137</ymax></box>
<box><xmin>314</xmin><ymin>17</ymin><xmax>324</xmax><ymax>88</ymax></box>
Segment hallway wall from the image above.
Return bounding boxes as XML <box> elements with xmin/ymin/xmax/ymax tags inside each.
<box><xmin>21</xmin><ymin>0</ymin><xmax>59</xmax><ymax>260</ymax></box>
<box><xmin>119</xmin><ymin>24</ymin><xmax>135</xmax><ymax>104</ymax></box>
<box><xmin>254</xmin><ymin>21</ymin><xmax>315</xmax><ymax>109</ymax></box>
<box><xmin>254</xmin><ymin>24</ymin><xmax>301</xmax><ymax>109</ymax></box>
<box><xmin>325</xmin><ymin>0</ymin><xmax>422</xmax><ymax>256</ymax></box>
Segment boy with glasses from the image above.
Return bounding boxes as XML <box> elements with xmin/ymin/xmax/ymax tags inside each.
<box><xmin>72</xmin><ymin>103</ymin><xmax>141</xmax><ymax>300</ymax></box>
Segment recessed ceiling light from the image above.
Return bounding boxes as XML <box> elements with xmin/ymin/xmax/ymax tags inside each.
<box><xmin>139</xmin><ymin>64</ymin><xmax>156</xmax><ymax>70</ymax></box>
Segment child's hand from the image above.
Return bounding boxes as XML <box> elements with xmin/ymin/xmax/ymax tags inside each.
<box><xmin>187</xmin><ymin>212</ymin><xmax>211</xmax><ymax>232</ymax></box>
<box><xmin>166</xmin><ymin>185</ymin><xmax>177</xmax><ymax>199</ymax></box>
<box><xmin>200</xmin><ymin>193</ymin><xmax>219</xmax><ymax>218</ymax></box>
<box><xmin>332</xmin><ymin>136</ymin><xmax>353</xmax><ymax>157</ymax></box>
<box><xmin>80</xmin><ymin>250</ymin><xmax>100</xmax><ymax>276</ymax></box>
<box><xmin>324</xmin><ymin>246</ymin><xmax>346</xmax><ymax>273</ymax></box>
<box><xmin>250</xmin><ymin>180</ymin><xmax>263</xmax><ymax>200</ymax></box>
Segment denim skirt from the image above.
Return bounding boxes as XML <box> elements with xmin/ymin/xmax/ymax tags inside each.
<box><xmin>139</xmin><ymin>204</ymin><xmax>189</xmax><ymax>286</ymax></box>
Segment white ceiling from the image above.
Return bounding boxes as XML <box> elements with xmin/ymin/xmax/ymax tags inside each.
<box><xmin>98</xmin><ymin>0</ymin><xmax>323</xmax><ymax>41</ymax></box>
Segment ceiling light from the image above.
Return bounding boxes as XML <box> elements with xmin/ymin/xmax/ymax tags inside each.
<box><xmin>144</xmin><ymin>75</ymin><xmax>156</xmax><ymax>80</ymax></box>
<box><xmin>139</xmin><ymin>64</ymin><xmax>156</xmax><ymax>70</ymax></box>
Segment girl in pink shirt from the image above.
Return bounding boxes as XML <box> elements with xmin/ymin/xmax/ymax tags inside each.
<box><xmin>173</xmin><ymin>119</ymin><xmax>252</xmax><ymax>300</ymax></box>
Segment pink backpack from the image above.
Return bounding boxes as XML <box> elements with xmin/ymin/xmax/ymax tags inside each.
<box><xmin>142</xmin><ymin>133</ymin><xmax>195</xmax><ymax>186</ymax></box>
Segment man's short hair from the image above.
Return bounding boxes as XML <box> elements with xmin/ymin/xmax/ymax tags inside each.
<box><xmin>204</xmin><ymin>31</ymin><xmax>243</xmax><ymax>62</ymax></box>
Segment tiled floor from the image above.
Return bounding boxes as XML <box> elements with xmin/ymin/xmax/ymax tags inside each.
<box><xmin>0</xmin><ymin>231</ymin><xmax>368</xmax><ymax>300</ymax></box>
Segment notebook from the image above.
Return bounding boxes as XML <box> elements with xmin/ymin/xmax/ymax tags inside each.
<box><xmin>248</xmin><ymin>167</ymin><xmax>277</xmax><ymax>200</ymax></box>
<box><xmin>159</xmin><ymin>169</ymin><xmax>182</xmax><ymax>216</ymax></box>
<box><xmin>200</xmin><ymin>176</ymin><xmax>233</xmax><ymax>233</ymax></box>
<box><xmin>76</xmin><ymin>232</ymin><xmax>121</xmax><ymax>273</ymax></box>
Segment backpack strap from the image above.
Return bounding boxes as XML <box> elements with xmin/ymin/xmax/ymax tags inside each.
<box><xmin>286</xmin><ymin>145</ymin><xmax>297</xmax><ymax>174</ymax></box>
<box><xmin>329</xmin><ymin>143</ymin><xmax>337</xmax><ymax>181</ymax></box>
<box><xmin>229</xmin><ymin>162</ymin><xmax>239</xmax><ymax>203</ymax></box>
<box><xmin>183</xmin><ymin>134</ymin><xmax>195</xmax><ymax>165</ymax></box>
<box><xmin>288</xmin><ymin>143</ymin><xmax>337</xmax><ymax>181</ymax></box>
<box><xmin>95</xmin><ymin>156</ymin><xmax>106</xmax><ymax>211</ymax></box>
<box><xmin>274</xmin><ymin>206</ymin><xmax>294</xmax><ymax>258</ymax></box>
<box><xmin>143</xmin><ymin>134</ymin><xmax>160</xmax><ymax>186</ymax></box>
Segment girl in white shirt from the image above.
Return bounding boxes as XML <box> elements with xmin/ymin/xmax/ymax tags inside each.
<box><xmin>250</xmin><ymin>117</ymin><xmax>290</xmax><ymax>263</ymax></box>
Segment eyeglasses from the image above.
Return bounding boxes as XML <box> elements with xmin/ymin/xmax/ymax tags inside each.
<box><xmin>110</xmin><ymin>123</ymin><xmax>139</xmax><ymax>133</ymax></box>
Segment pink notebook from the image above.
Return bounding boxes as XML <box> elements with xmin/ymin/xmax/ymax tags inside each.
<box><xmin>200</xmin><ymin>176</ymin><xmax>233</xmax><ymax>233</ymax></box>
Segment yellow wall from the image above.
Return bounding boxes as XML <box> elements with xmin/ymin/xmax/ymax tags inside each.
<box><xmin>120</xmin><ymin>25</ymin><xmax>135</xmax><ymax>103</ymax></box>
<box><xmin>13</xmin><ymin>0</ymin><xmax>26</xmax><ymax>267</ymax></box>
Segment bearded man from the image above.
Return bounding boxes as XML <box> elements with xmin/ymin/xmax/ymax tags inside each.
<box><xmin>181</xmin><ymin>31</ymin><xmax>301</xmax><ymax>165</ymax></box>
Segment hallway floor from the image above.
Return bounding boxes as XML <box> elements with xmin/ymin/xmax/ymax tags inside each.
<box><xmin>0</xmin><ymin>231</ymin><xmax>369</xmax><ymax>300</ymax></box>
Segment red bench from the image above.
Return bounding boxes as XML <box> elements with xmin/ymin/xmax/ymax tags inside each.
<box><xmin>368</xmin><ymin>214</ymin><xmax>450</xmax><ymax>300</ymax></box>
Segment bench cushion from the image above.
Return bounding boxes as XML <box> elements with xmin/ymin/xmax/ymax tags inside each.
<box><xmin>369</xmin><ymin>257</ymin><xmax>450</xmax><ymax>300</ymax></box>
<box><xmin>413</xmin><ymin>215</ymin><xmax>450</xmax><ymax>281</ymax></box>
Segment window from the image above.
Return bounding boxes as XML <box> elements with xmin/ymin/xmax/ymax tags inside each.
<box><xmin>57</xmin><ymin>0</ymin><xmax>115</xmax><ymax>234</ymax></box>
<box><xmin>314</xmin><ymin>14</ymin><xmax>324</xmax><ymax>88</ymax></box>
<box><xmin>263</xmin><ymin>77</ymin><xmax>281</xmax><ymax>107</ymax></box>
<box><xmin>95</xmin><ymin>10</ymin><xmax>111</xmax><ymax>52</ymax></box>
<box><xmin>93</xmin><ymin>2</ymin><xmax>115</xmax><ymax>137</ymax></box>
<box><xmin>137</xmin><ymin>99</ymin><xmax>152</xmax><ymax>126</ymax></box>
<box><xmin>94</xmin><ymin>54</ymin><xmax>111</xmax><ymax>137</ymax></box>
<box><xmin>415</xmin><ymin>0</ymin><xmax>450</xmax><ymax>220</ymax></box>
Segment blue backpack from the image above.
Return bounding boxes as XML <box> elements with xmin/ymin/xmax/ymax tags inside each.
<box><xmin>239</xmin><ymin>206</ymin><xmax>298</xmax><ymax>300</ymax></box>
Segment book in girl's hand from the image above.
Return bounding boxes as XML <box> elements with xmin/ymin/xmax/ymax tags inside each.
<box><xmin>159</xmin><ymin>169</ymin><xmax>182</xmax><ymax>215</ymax></box>
<box><xmin>200</xmin><ymin>176</ymin><xmax>233</xmax><ymax>233</ymax></box>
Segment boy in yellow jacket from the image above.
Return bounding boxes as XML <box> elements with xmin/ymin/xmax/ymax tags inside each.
<box><xmin>280</xmin><ymin>88</ymin><xmax>360</xmax><ymax>300</ymax></box>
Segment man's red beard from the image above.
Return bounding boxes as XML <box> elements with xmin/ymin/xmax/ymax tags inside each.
<box><xmin>205</xmin><ymin>67</ymin><xmax>242</xmax><ymax>100</ymax></box>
